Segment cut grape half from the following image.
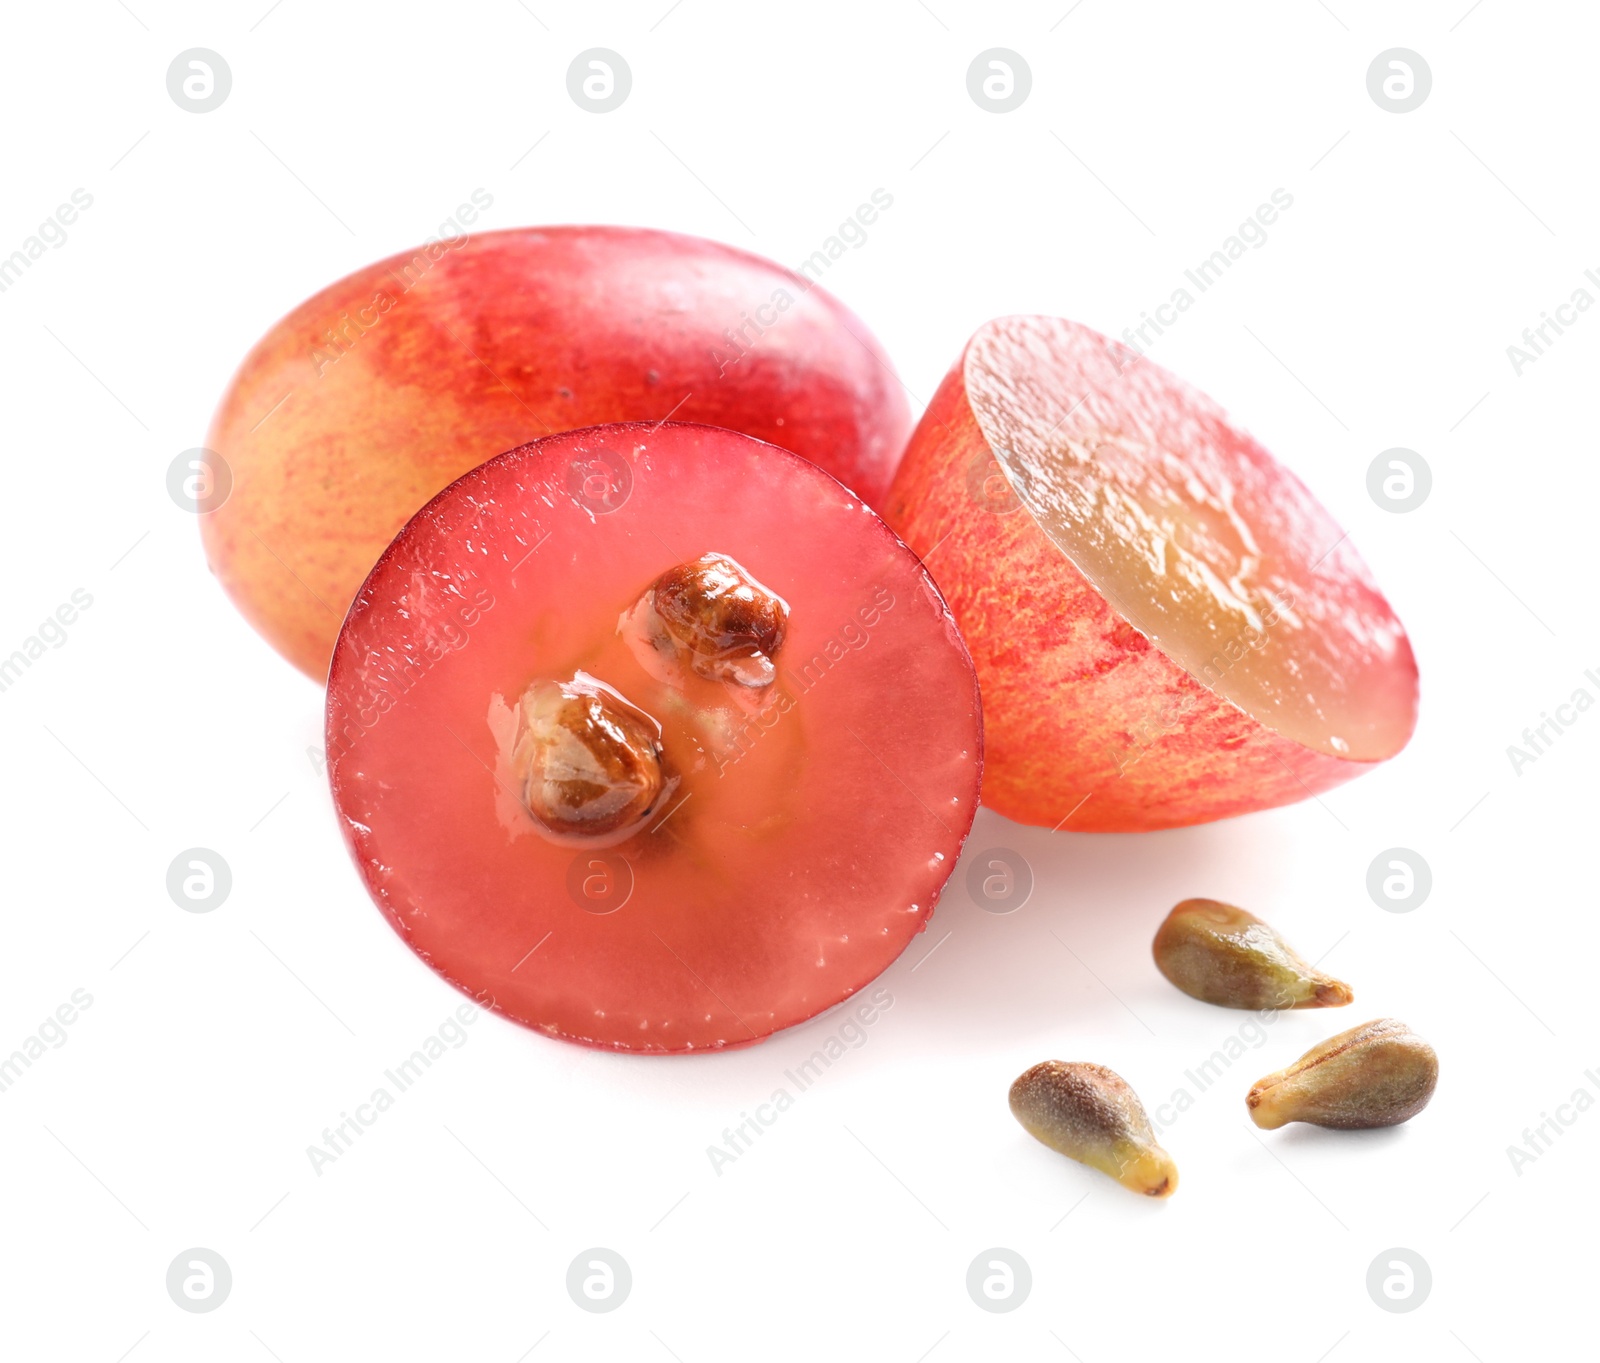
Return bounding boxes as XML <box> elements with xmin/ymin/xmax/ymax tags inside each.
<box><xmin>327</xmin><ymin>423</ymin><xmax>982</xmax><ymax>1051</ymax></box>
<box><xmin>883</xmin><ymin>315</ymin><xmax>1418</xmax><ymax>831</ymax></box>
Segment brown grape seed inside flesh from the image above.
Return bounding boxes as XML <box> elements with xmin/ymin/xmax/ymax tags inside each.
<box><xmin>511</xmin><ymin>674</ymin><xmax>666</xmax><ymax>837</ymax></box>
<box><xmin>647</xmin><ymin>552</ymin><xmax>790</xmax><ymax>688</ymax></box>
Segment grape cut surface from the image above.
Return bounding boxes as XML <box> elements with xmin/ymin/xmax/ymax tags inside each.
<box><xmin>883</xmin><ymin>315</ymin><xmax>1418</xmax><ymax>831</ymax></box>
<box><xmin>328</xmin><ymin>423</ymin><xmax>982</xmax><ymax>1052</ymax></box>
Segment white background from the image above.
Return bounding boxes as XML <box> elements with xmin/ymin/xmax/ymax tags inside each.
<box><xmin>1</xmin><ymin>1</ymin><xmax>1594</xmax><ymax>1359</ymax></box>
